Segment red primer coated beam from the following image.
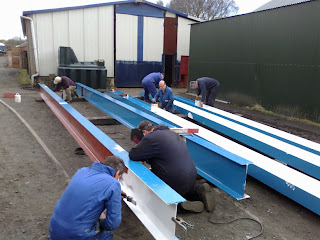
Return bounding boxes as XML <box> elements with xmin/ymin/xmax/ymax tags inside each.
<box><xmin>40</xmin><ymin>86</ymin><xmax>113</xmax><ymax>163</ymax></box>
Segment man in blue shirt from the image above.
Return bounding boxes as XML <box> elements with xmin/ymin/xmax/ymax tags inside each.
<box><xmin>191</xmin><ymin>77</ymin><xmax>220</xmax><ymax>107</ymax></box>
<box><xmin>152</xmin><ymin>80</ymin><xmax>174</xmax><ymax>113</ymax></box>
<box><xmin>49</xmin><ymin>156</ymin><xmax>125</xmax><ymax>240</ymax></box>
<box><xmin>141</xmin><ymin>72</ymin><xmax>164</xmax><ymax>100</ymax></box>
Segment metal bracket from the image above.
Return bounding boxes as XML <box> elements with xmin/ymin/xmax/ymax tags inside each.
<box><xmin>172</xmin><ymin>217</ymin><xmax>194</xmax><ymax>240</ymax></box>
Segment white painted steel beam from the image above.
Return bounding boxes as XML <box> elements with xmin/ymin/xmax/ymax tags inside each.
<box><xmin>203</xmin><ymin>103</ymin><xmax>320</xmax><ymax>155</ymax></box>
<box><xmin>174</xmin><ymin>100</ymin><xmax>320</xmax><ymax>179</ymax></box>
<box><xmin>151</xmin><ymin>105</ymin><xmax>320</xmax><ymax>215</ymax></box>
<box><xmin>121</xmin><ymin>168</ymin><xmax>178</xmax><ymax>240</ymax></box>
<box><xmin>39</xmin><ymin>84</ymin><xmax>184</xmax><ymax>239</ymax></box>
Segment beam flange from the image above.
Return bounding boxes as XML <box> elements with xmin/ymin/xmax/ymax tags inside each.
<box><xmin>174</xmin><ymin>95</ymin><xmax>320</xmax><ymax>156</ymax></box>
<box><xmin>172</xmin><ymin>96</ymin><xmax>320</xmax><ymax>215</ymax></box>
<box><xmin>173</xmin><ymin>97</ymin><xmax>320</xmax><ymax>180</ymax></box>
<box><xmin>39</xmin><ymin>83</ymin><xmax>184</xmax><ymax>240</ymax></box>
<box><xmin>76</xmin><ymin>84</ymin><xmax>251</xmax><ymax>199</ymax></box>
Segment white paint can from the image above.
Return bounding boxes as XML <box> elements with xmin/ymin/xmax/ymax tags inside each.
<box><xmin>15</xmin><ymin>93</ymin><xmax>21</xmax><ymax>103</ymax></box>
<box><xmin>151</xmin><ymin>103</ymin><xmax>159</xmax><ymax>112</ymax></box>
<box><xmin>195</xmin><ymin>100</ymin><xmax>203</xmax><ymax>107</ymax></box>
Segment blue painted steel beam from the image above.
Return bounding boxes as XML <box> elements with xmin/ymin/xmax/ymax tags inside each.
<box><xmin>173</xmin><ymin>97</ymin><xmax>320</xmax><ymax>180</ymax></box>
<box><xmin>39</xmin><ymin>83</ymin><xmax>184</xmax><ymax>239</ymax></box>
<box><xmin>127</xmin><ymin>89</ymin><xmax>320</xmax><ymax>216</ymax></box>
<box><xmin>107</xmin><ymin>92</ymin><xmax>250</xmax><ymax>199</ymax></box>
<box><xmin>39</xmin><ymin>83</ymin><xmax>183</xmax><ymax>204</ymax></box>
<box><xmin>174</xmin><ymin>95</ymin><xmax>320</xmax><ymax>156</ymax></box>
<box><xmin>76</xmin><ymin>85</ymin><xmax>251</xmax><ymax>200</ymax></box>
<box><xmin>248</xmin><ymin>165</ymin><xmax>320</xmax><ymax>216</ymax></box>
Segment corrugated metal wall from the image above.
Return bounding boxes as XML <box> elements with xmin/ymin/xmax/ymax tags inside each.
<box><xmin>25</xmin><ymin>2</ymin><xmax>196</xmax><ymax>87</ymax></box>
<box><xmin>115</xmin><ymin>4</ymin><xmax>164</xmax><ymax>87</ymax></box>
<box><xmin>31</xmin><ymin>5</ymin><xmax>114</xmax><ymax>77</ymax></box>
<box><xmin>177</xmin><ymin>17</ymin><xmax>194</xmax><ymax>62</ymax></box>
<box><xmin>143</xmin><ymin>17</ymin><xmax>164</xmax><ymax>61</ymax></box>
<box><xmin>116</xmin><ymin>14</ymin><xmax>138</xmax><ymax>61</ymax></box>
<box><xmin>189</xmin><ymin>1</ymin><xmax>320</xmax><ymax>122</ymax></box>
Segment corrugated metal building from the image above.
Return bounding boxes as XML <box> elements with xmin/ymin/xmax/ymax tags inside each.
<box><xmin>254</xmin><ymin>0</ymin><xmax>310</xmax><ymax>11</ymax></box>
<box><xmin>21</xmin><ymin>0</ymin><xmax>199</xmax><ymax>87</ymax></box>
<box><xmin>188</xmin><ymin>0</ymin><xmax>320</xmax><ymax>123</ymax></box>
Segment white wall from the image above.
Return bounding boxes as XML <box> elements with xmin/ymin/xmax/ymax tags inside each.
<box><xmin>116</xmin><ymin>14</ymin><xmax>138</xmax><ymax>61</ymax></box>
<box><xmin>30</xmin><ymin>4</ymin><xmax>196</xmax><ymax>77</ymax></box>
<box><xmin>32</xmin><ymin>5</ymin><xmax>114</xmax><ymax>77</ymax></box>
<box><xmin>34</xmin><ymin>13</ymin><xmax>55</xmax><ymax>76</ymax></box>
<box><xmin>69</xmin><ymin>9</ymin><xmax>85</xmax><ymax>60</ymax></box>
<box><xmin>177</xmin><ymin>17</ymin><xmax>196</xmax><ymax>61</ymax></box>
<box><xmin>143</xmin><ymin>17</ymin><xmax>163</xmax><ymax>62</ymax></box>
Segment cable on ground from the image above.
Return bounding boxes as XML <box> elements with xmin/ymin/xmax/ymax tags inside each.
<box><xmin>208</xmin><ymin>216</ymin><xmax>263</xmax><ymax>239</ymax></box>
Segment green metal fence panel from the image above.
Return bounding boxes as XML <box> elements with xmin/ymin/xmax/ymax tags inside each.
<box><xmin>57</xmin><ymin>47</ymin><xmax>107</xmax><ymax>89</ymax></box>
<box><xmin>189</xmin><ymin>1</ymin><xmax>320</xmax><ymax>122</ymax></box>
<box><xmin>58</xmin><ymin>67</ymin><xmax>107</xmax><ymax>89</ymax></box>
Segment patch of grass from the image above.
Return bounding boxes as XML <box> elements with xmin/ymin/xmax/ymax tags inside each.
<box><xmin>249</xmin><ymin>104</ymin><xmax>320</xmax><ymax>127</ymax></box>
<box><xmin>18</xmin><ymin>69</ymin><xmax>30</xmax><ymax>86</ymax></box>
<box><xmin>287</xmin><ymin>116</ymin><xmax>320</xmax><ymax>128</ymax></box>
<box><xmin>250</xmin><ymin>104</ymin><xmax>276</xmax><ymax>115</ymax></box>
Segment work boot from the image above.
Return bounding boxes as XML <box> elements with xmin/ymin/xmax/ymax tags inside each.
<box><xmin>200</xmin><ymin>183</ymin><xmax>215</xmax><ymax>212</ymax></box>
<box><xmin>180</xmin><ymin>201</ymin><xmax>204</xmax><ymax>213</ymax></box>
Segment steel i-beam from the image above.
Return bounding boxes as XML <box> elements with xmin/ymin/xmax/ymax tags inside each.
<box><xmin>39</xmin><ymin>83</ymin><xmax>184</xmax><ymax>240</ymax></box>
<box><xmin>173</xmin><ymin>98</ymin><xmax>320</xmax><ymax>180</ymax></box>
<box><xmin>76</xmin><ymin>83</ymin><xmax>251</xmax><ymax>200</ymax></box>
<box><xmin>134</xmin><ymin>91</ymin><xmax>320</xmax><ymax>216</ymax></box>
<box><xmin>170</xmin><ymin>96</ymin><xmax>320</xmax><ymax>215</ymax></box>
<box><xmin>174</xmin><ymin>95</ymin><xmax>320</xmax><ymax>156</ymax></box>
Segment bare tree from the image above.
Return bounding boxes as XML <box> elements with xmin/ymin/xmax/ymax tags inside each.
<box><xmin>3</xmin><ymin>37</ymin><xmax>26</xmax><ymax>51</ymax></box>
<box><xmin>167</xmin><ymin>0</ymin><xmax>239</xmax><ymax>20</ymax></box>
<box><xmin>156</xmin><ymin>0</ymin><xmax>164</xmax><ymax>6</ymax></box>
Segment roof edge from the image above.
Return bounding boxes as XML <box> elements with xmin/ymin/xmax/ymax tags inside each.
<box><xmin>22</xmin><ymin>0</ymin><xmax>199</xmax><ymax>21</ymax></box>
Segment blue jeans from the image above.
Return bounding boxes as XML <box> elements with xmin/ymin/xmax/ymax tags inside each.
<box><xmin>49</xmin><ymin>218</ymin><xmax>113</xmax><ymax>240</ymax></box>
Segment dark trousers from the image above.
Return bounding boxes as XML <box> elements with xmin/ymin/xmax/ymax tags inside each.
<box><xmin>206</xmin><ymin>85</ymin><xmax>220</xmax><ymax>107</ymax></box>
<box><xmin>183</xmin><ymin>180</ymin><xmax>205</xmax><ymax>201</ymax></box>
<box><xmin>142</xmin><ymin>81</ymin><xmax>157</xmax><ymax>100</ymax></box>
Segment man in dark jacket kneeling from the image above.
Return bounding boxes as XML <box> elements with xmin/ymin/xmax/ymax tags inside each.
<box><xmin>129</xmin><ymin>120</ymin><xmax>215</xmax><ymax>213</ymax></box>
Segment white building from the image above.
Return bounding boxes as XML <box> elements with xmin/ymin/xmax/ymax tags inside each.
<box><xmin>21</xmin><ymin>0</ymin><xmax>199</xmax><ymax>87</ymax></box>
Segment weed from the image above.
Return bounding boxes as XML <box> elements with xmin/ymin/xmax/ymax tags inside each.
<box><xmin>18</xmin><ymin>69</ymin><xmax>30</xmax><ymax>86</ymax></box>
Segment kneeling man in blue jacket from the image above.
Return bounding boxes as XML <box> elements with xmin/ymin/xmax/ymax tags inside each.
<box><xmin>152</xmin><ymin>80</ymin><xmax>174</xmax><ymax>113</ymax></box>
<box><xmin>49</xmin><ymin>156</ymin><xmax>126</xmax><ymax>240</ymax></box>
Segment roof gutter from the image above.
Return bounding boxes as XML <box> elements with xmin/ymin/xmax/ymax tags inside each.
<box><xmin>20</xmin><ymin>16</ymin><xmax>39</xmax><ymax>88</ymax></box>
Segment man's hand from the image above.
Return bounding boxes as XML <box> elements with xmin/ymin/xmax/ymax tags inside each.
<box><xmin>151</xmin><ymin>98</ymin><xmax>156</xmax><ymax>103</ymax></box>
<box><xmin>195</xmin><ymin>96</ymin><xmax>199</xmax><ymax>100</ymax></box>
<box><xmin>121</xmin><ymin>190</ymin><xmax>127</xmax><ymax>200</ymax></box>
<box><xmin>99</xmin><ymin>210</ymin><xmax>106</xmax><ymax>220</ymax></box>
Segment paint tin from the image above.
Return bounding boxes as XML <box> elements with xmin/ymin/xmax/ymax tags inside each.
<box><xmin>195</xmin><ymin>100</ymin><xmax>203</xmax><ymax>107</ymax></box>
<box><xmin>151</xmin><ymin>103</ymin><xmax>159</xmax><ymax>112</ymax></box>
<box><xmin>15</xmin><ymin>93</ymin><xmax>21</xmax><ymax>103</ymax></box>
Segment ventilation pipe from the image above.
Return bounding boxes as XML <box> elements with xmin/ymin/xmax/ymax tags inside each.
<box><xmin>20</xmin><ymin>16</ymin><xmax>39</xmax><ymax>88</ymax></box>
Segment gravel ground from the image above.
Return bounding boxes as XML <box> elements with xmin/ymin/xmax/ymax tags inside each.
<box><xmin>0</xmin><ymin>55</ymin><xmax>320</xmax><ymax>240</ymax></box>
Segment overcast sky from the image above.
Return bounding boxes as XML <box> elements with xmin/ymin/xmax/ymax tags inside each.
<box><xmin>0</xmin><ymin>0</ymin><xmax>270</xmax><ymax>40</ymax></box>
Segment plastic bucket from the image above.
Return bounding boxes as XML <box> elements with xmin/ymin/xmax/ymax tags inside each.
<box><xmin>15</xmin><ymin>93</ymin><xmax>21</xmax><ymax>103</ymax></box>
